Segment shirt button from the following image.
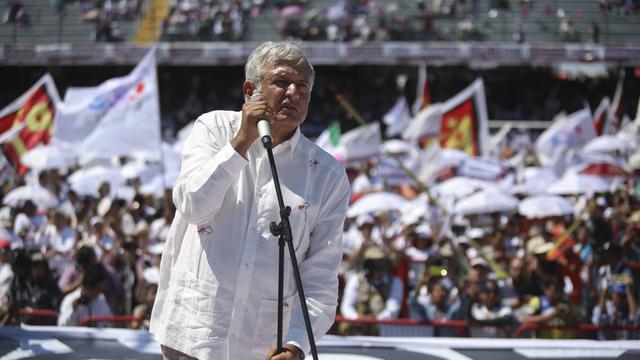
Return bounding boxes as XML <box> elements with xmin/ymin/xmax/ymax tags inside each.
<box><xmin>257</xmin><ymin>191</ymin><xmax>263</xmax><ymax>198</ymax></box>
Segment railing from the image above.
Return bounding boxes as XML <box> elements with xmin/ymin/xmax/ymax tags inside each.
<box><xmin>334</xmin><ymin>316</ymin><xmax>640</xmax><ymax>339</ymax></box>
<box><xmin>15</xmin><ymin>308</ymin><xmax>640</xmax><ymax>339</ymax></box>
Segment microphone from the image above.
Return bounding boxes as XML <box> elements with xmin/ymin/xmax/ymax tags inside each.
<box><xmin>250</xmin><ymin>92</ymin><xmax>272</xmax><ymax>147</ymax></box>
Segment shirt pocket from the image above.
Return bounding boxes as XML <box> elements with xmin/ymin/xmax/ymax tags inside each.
<box><xmin>251</xmin><ymin>295</ymin><xmax>294</xmax><ymax>358</ymax></box>
<box><xmin>171</xmin><ymin>269</ymin><xmax>219</xmax><ymax>340</ymax></box>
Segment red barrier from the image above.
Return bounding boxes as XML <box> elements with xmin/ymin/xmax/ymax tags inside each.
<box><xmin>19</xmin><ymin>308</ymin><xmax>59</xmax><ymax>325</ymax></box>
<box><xmin>514</xmin><ymin>322</ymin><xmax>640</xmax><ymax>338</ymax></box>
<box><xmin>334</xmin><ymin>316</ymin><xmax>639</xmax><ymax>339</ymax></box>
<box><xmin>79</xmin><ymin>315</ymin><xmax>143</xmax><ymax>328</ymax></box>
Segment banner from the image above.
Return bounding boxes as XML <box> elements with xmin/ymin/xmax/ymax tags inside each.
<box><xmin>54</xmin><ymin>49</ymin><xmax>162</xmax><ymax>160</ymax></box>
<box><xmin>0</xmin><ymin>74</ymin><xmax>61</xmax><ymax>174</ymax></box>
<box><xmin>535</xmin><ymin>108</ymin><xmax>597</xmax><ymax>175</ymax></box>
<box><xmin>438</xmin><ymin>79</ymin><xmax>489</xmax><ymax>157</ymax></box>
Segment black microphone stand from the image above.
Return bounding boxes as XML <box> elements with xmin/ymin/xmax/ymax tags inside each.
<box><xmin>261</xmin><ymin>135</ymin><xmax>319</xmax><ymax>360</ymax></box>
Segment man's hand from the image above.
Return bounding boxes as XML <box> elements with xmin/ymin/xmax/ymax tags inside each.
<box><xmin>265</xmin><ymin>344</ymin><xmax>303</xmax><ymax>360</ymax></box>
<box><xmin>232</xmin><ymin>94</ymin><xmax>274</xmax><ymax>156</ymax></box>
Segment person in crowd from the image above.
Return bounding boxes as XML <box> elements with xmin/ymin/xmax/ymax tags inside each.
<box><xmin>469</xmin><ymin>280</ymin><xmax>513</xmax><ymax>337</ymax></box>
<box><xmin>592</xmin><ymin>278</ymin><xmax>639</xmax><ymax>339</ymax></box>
<box><xmin>340</xmin><ymin>246</ymin><xmax>404</xmax><ymax>334</ymax></box>
<box><xmin>11</xmin><ymin>252</ymin><xmax>62</xmax><ymax>325</ymax></box>
<box><xmin>0</xmin><ymin>239</ymin><xmax>13</xmax><ymax>324</ymax></box>
<box><xmin>149</xmin><ymin>41</ymin><xmax>350</xmax><ymax>360</ymax></box>
<box><xmin>58</xmin><ymin>264</ymin><xmax>112</xmax><ymax>327</ymax></box>
<box><xmin>520</xmin><ymin>279</ymin><xmax>580</xmax><ymax>339</ymax></box>
<box><xmin>410</xmin><ymin>273</ymin><xmax>461</xmax><ymax>336</ymax></box>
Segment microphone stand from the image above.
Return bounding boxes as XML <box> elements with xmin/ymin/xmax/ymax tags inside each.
<box><xmin>261</xmin><ymin>135</ymin><xmax>319</xmax><ymax>360</ymax></box>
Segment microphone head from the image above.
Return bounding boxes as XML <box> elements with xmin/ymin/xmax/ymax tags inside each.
<box><xmin>250</xmin><ymin>92</ymin><xmax>266</xmax><ymax>102</ymax></box>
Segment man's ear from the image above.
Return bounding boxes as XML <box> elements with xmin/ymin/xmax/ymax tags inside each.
<box><xmin>242</xmin><ymin>80</ymin><xmax>256</xmax><ymax>102</ymax></box>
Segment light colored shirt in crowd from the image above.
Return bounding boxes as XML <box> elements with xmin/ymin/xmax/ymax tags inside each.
<box><xmin>57</xmin><ymin>287</ymin><xmax>113</xmax><ymax>326</ymax></box>
<box><xmin>36</xmin><ymin>224</ymin><xmax>76</xmax><ymax>253</ymax></box>
<box><xmin>0</xmin><ymin>262</ymin><xmax>14</xmax><ymax>302</ymax></box>
<box><xmin>150</xmin><ymin>111</ymin><xmax>350</xmax><ymax>360</ymax></box>
<box><xmin>340</xmin><ymin>272</ymin><xmax>404</xmax><ymax>320</ymax></box>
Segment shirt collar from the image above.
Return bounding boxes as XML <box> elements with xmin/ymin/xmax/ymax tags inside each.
<box><xmin>273</xmin><ymin>127</ymin><xmax>301</xmax><ymax>160</ymax></box>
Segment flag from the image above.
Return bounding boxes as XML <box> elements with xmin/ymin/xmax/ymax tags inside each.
<box><xmin>487</xmin><ymin>121</ymin><xmax>513</xmax><ymax>159</ymax></box>
<box><xmin>54</xmin><ymin>49</ymin><xmax>162</xmax><ymax>160</ymax></box>
<box><xmin>593</xmin><ymin>97</ymin><xmax>610</xmax><ymax>136</ymax></box>
<box><xmin>401</xmin><ymin>103</ymin><xmax>443</xmax><ymax>145</ymax></box>
<box><xmin>332</xmin><ymin>123</ymin><xmax>381</xmax><ymax>163</ymax></box>
<box><xmin>608</xmin><ymin>69</ymin><xmax>625</xmax><ymax>133</ymax></box>
<box><xmin>315</xmin><ymin>121</ymin><xmax>341</xmax><ymax>152</ymax></box>
<box><xmin>0</xmin><ymin>74</ymin><xmax>61</xmax><ymax>174</ymax></box>
<box><xmin>412</xmin><ymin>63</ymin><xmax>431</xmax><ymax>115</ymax></box>
<box><xmin>535</xmin><ymin>108</ymin><xmax>597</xmax><ymax>175</ymax></box>
<box><xmin>383</xmin><ymin>96</ymin><xmax>412</xmax><ymax>138</ymax></box>
<box><xmin>438</xmin><ymin>79</ymin><xmax>490</xmax><ymax>157</ymax></box>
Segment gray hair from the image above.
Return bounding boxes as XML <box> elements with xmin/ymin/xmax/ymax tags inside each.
<box><xmin>245</xmin><ymin>42</ymin><xmax>315</xmax><ymax>91</ymax></box>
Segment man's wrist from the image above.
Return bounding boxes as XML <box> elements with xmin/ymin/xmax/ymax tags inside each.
<box><xmin>282</xmin><ymin>343</ymin><xmax>304</xmax><ymax>359</ymax></box>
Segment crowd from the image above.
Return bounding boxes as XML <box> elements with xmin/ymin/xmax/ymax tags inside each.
<box><xmin>0</xmin><ymin>103</ymin><xmax>638</xmax><ymax>340</ymax></box>
<box><xmin>161</xmin><ymin>0</ymin><xmax>248</xmax><ymax>41</ymax></box>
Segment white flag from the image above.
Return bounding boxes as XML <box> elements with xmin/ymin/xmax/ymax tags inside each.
<box><xmin>535</xmin><ymin>108</ymin><xmax>596</xmax><ymax>175</ymax></box>
<box><xmin>54</xmin><ymin>50</ymin><xmax>161</xmax><ymax>160</ymax></box>
<box><xmin>402</xmin><ymin>103</ymin><xmax>443</xmax><ymax>144</ymax></box>
<box><xmin>383</xmin><ymin>96</ymin><xmax>412</xmax><ymax>138</ymax></box>
<box><xmin>333</xmin><ymin>123</ymin><xmax>381</xmax><ymax>163</ymax></box>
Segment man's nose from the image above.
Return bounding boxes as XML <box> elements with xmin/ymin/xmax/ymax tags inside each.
<box><xmin>286</xmin><ymin>83</ymin><xmax>302</xmax><ymax>98</ymax></box>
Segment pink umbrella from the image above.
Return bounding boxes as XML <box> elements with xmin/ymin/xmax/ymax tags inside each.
<box><xmin>280</xmin><ymin>5</ymin><xmax>303</xmax><ymax>17</ymax></box>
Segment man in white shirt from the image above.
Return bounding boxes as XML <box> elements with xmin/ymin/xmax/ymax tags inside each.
<box><xmin>150</xmin><ymin>42</ymin><xmax>351</xmax><ymax>360</ymax></box>
<box><xmin>58</xmin><ymin>264</ymin><xmax>112</xmax><ymax>327</ymax></box>
<box><xmin>0</xmin><ymin>239</ymin><xmax>13</xmax><ymax>319</ymax></box>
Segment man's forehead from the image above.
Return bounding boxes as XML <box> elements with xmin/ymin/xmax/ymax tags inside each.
<box><xmin>263</xmin><ymin>61</ymin><xmax>309</xmax><ymax>80</ymax></box>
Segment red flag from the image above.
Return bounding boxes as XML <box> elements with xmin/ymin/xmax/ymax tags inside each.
<box><xmin>593</xmin><ymin>97</ymin><xmax>610</xmax><ymax>136</ymax></box>
<box><xmin>438</xmin><ymin>79</ymin><xmax>489</xmax><ymax>157</ymax></box>
<box><xmin>0</xmin><ymin>74</ymin><xmax>61</xmax><ymax>174</ymax></box>
<box><xmin>412</xmin><ymin>63</ymin><xmax>431</xmax><ymax>115</ymax></box>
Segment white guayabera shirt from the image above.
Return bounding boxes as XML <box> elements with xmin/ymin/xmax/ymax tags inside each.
<box><xmin>150</xmin><ymin>111</ymin><xmax>350</xmax><ymax>360</ymax></box>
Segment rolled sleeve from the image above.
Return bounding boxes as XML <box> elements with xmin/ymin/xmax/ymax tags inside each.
<box><xmin>173</xmin><ymin>116</ymin><xmax>248</xmax><ymax>225</ymax></box>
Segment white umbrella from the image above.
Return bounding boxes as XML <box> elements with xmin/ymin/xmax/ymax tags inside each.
<box><xmin>347</xmin><ymin>192</ymin><xmax>408</xmax><ymax>217</ymax></box>
<box><xmin>454</xmin><ymin>188</ymin><xmax>519</xmax><ymax>215</ymax></box>
<box><xmin>509</xmin><ymin>167</ymin><xmax>558</xmax><ymax>195</ymax></box>
<box><xmin>3</xmin><ymin>185</ymin><xmax>58</xmax><ymax>209</ymax></box>
<box><xmin>583</xmin><ymin>135</ymin><xmax>634</xmax><ymax>154</ymax></box>
<box><xmin>432</xmin><ymin>177</ymin><xmax>495</xmax><ymax>200</ymax></box>
<box><xmin>547</xmin><ymin>171</ymin><xmax>610</xmax><ymax>195</ymax></box>
<box><xmin>21</xmin><ymin>143</ymin><xmax>77</xmax><ymax>170</ymax></box>
<box><xmin>518</xmin><ymin>195</ymin><xmax>574</xmax><ymax>218</ymax></box>
<box><xmin>69</xmin><ymin>165</ymin><xmax>124</xmax><ymax>197</ymax></box>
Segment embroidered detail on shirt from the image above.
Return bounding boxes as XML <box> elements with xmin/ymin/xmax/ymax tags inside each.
<box><xmin>186</xmin><ymin>278</ymin><xmax>200</xmax><ymax>288</ymax></box>
<box><xmin>228</xmin><ymin>118</ymin><xmax>236</xmax><ymax>133</ymax></box>
<box><xmin>309</xmin><ymin>159</ymin><xmax>319</xmax><ymax>167</ymax></box>
<box><xmin>198</xmin><ymin>226</ymin><xmax>213</xmax><ymax>234</ymax></box>
<box><xmin>298</xmin><ymin>202</ymin><xmax>311</xmax><ymax>210</ymax></box>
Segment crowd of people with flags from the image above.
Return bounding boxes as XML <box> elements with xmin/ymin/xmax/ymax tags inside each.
<box><xmin>0</xmin><ymin>50</ymin><xmax>638</xmax><ymax>340</ymax></box>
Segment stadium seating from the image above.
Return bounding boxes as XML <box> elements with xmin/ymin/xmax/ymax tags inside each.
<box><xmin>1</xmin><ymin>0</ymin><xmax>638</xmax><ymax>44</ymax></box>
